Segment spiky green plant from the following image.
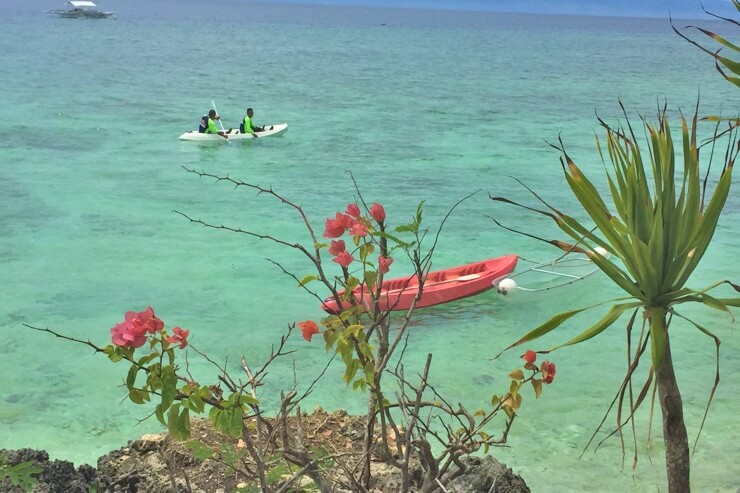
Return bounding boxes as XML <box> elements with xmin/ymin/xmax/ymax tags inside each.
<box><xmin>672</xmin><ymin>0</ymin><xmax>740</xmax><ymax>88</ymax></box>
<box><xmin>490</xmin><ymin>104</ymin><xmax>739</xmax><ymax>493</ymax></box>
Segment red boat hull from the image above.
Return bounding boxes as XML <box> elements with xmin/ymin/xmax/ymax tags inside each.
<box><xmin>322</xmin><ymin>254</ymin><xmax>518</xmax><ymax>314</ymax></box>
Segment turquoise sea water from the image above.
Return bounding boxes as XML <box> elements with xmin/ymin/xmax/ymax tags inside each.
<box><xmin>1</xmin><ymin>1</ymin><xmax>738</xmax><ymax>491</ymax></box>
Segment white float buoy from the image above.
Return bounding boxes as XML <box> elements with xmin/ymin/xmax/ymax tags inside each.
<box><xmin>593</xmin><ymin>246</ymin><xmax>610</xmax><ymax>259</ymax></box>
<box><xmin>496</xmin><ymin>278</ymin><xmax>518</xmax><ymax>295</ymax></box>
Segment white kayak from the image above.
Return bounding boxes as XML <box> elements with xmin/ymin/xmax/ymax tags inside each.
<box><xmin>179</xmin><ymin>123</ymin><xmax>288</xmax><ymax>141</ymax></box>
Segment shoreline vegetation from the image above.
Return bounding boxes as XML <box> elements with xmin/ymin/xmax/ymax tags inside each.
<box><xmin>0</xmin><ymin>409</ymin><xmax>530</xmax><ymax>493</ymax></box>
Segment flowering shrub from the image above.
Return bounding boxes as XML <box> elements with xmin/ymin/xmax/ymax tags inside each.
<box><xmin>29</xmin><ymin>181</ymin><xmax>558</xmax><ymax>492</ymax></box>
<box><xmin>298</xmin><ymin>200</ymin><xmax>557</xmax><ymax>476</ymax></box>
<box><xmin>102</xmin><ymin>307</ymin><xmax>255</xmax><ymax>440</ymax></box>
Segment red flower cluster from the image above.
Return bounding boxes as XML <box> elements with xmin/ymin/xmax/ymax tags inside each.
<box><xmin>378</xmin><ymin>255</ymin><xmax>393</xmax><ymax>274</ymax></box>
<box><xmin>369</xmin><ymin>202</ymin><xmax>385</xmax><ymax>223</ymax></box>
<box><xmin>521</xmin><ymin>350</ymin><xmax>556</xmax><ymax>384</ymax></box>
<box><xmin>166</xmin><ymin>327</ymin><xmax>190</xmax><ymax>349</ymax></box>
<box><xmin>324</xmin><ymin>212</ymin><xmax>355</xmax><ymax>239</ymax></box>
<box><xmin>522</xmin><ymin>350</ymin><xmax>537</xmax><ymax>364</ymax></box>
<box><xmin>541</xmin><ymin>361</ymin><xmax>556</xmax><ymax>384</ymax></box>
<box><xmin>110</xmin><ymin>307</ymin><xmax>164</xmax><ymax>348</ymax></box>
<box><xmin>298</xmin><ymin>320</ymin><xmax>319</xmax><ymax>341</ymax></box>
<box><xmin>322</xmin><ymin>202</ymin><xmax>391</xmax><ymax>272</ymax></box>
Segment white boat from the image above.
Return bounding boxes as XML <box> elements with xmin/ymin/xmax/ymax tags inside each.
<box><xmin>48</xmin><ymin>1</ymin><xmax>115</xmax><ymax>18</ymax></box>
<box><xmin>492</xmin><ymin>248</ymin><xmax>609</xmax><ymax>296</ymax></box>
<box><xmin>179</xmin><ymin>123</ymin><xmax>289</xmax><ymax>142</ymax></box>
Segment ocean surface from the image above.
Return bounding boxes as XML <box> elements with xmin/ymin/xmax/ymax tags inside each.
<box><xmin>1</xmin><ymin>1</ymin><xmax>738</xmax><ymax>491</ymax></box>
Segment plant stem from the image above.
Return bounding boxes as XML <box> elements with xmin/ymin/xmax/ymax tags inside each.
<box><xmin>651</xmin><ymin>308</ymin><xmax>690</xmax><ymax>493</ymax></box>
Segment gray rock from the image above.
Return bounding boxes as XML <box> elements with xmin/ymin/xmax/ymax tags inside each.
<box><xmin>0</xmin><ymin>448</ymin><xmax>97</xmax><ymax>493</ymax></box>
<box><xmin>446</xmin><ymin>456</ymin><xmax>530</xmax><ymax>493</ymax></box>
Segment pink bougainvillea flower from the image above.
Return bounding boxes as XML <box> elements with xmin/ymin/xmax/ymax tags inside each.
<box><xmin>333</xmin><ymin>250</ymin><xmax>355</xmax><ymax>268</ymax></box>
<box><xmin>541</xmin><ymin>361</ymin><xmax>556</xmax><ymax>384</ymax></box>
<box><xmin>298</xmin><ymin>320</ymin><xmax>319</xmax><ymax>342</ymax></box>
<box><xmin>111</xmin><ymin>321</ymin><xmax>147</xmax><ymax>348</ymax></box>
<box><xmin>346</xmin><ymin>203</ymin><xmax>361</xmax><ymax>218</ymax></box>
<box><xmin>166</xmin><ymin>326</ymin><xmax>190</xmax><ymax>349</ymax></box>
<box><xmin>338</xmin><ymin>212</ymin><xmax>354</xmax><ymax>229</ymax></box>
<box><xmin>349</xmin><ymin>221</ymin><xmax>368</xmax><ymax>237</ymax></box>
<box><xmin>324</xmin><ymin>216</ymin><xmax>345</xmax><ymax>238</ymax></box>
<box><xmin>378</xmin><ymin>255</ymin><xmax>394</xmax><ymax>274</ymax></box>
<box><xmin>110</xmin><ymin>307</ymin><xmax>164</xmax><ymax>348</ymax></box>
<box><xmin>137</xmin><ymin>307</ymin><xmax>164</xmax><ymax>334</ymax></box>
<box><xmin>370</xmin><ymin>202</ymin><xmax>386</xmax><ymax>223</ymax></box>
<box><xmin>522</xmin><ymin>350</ymin><xmax>537</xmax><ymax>364</ymax></box>
<box><xmin>324</xmin><ymin>212</ymin><xmax>355</xmax><ymax>238</ymax></box>
<box><xmin>329</xmin><ymin>240</ymin><xmax>346</xmax><ymax>256</ymax></box>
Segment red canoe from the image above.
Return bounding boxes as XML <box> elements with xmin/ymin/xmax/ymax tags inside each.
<box><xmin>322</xmin><ymin>254</ymin><xmax>518</xmax><ymax>314</ymax></box>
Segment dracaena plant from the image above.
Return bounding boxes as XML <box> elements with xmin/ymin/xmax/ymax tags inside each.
<box><xmin>490</xmin><ymin>103</ymin><xmax>739</xmax><ymax>493</ymax></box>
<box><xmin>672</xmin><ymin>0</ymin><xmax>740</xmax><ymax>89</ymax></box>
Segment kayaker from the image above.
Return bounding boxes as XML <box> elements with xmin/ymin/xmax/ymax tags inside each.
<box><xmin>199</xmin><ymin>110</ymin><xmax>228</xmax><ymax>139</ymax></box>
<box><xmin>240</xmin><ymin>108</ymin><xmax>269</xmax><ymax>137</ymax></box>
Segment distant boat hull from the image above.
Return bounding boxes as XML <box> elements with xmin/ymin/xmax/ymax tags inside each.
<box><xmin>179</xmin><ymin>123</ymin><xmax>288</xmax><ymax>141</ymax></box>
<box><xmin>322</xmin><ymin>254</ymin><xmax>519</xmax><ymax>314</ymax></box>
<box><xmin>49</xmin><ymin>9</ymin><xmax>115</xmax><ymax>18</ymax></box>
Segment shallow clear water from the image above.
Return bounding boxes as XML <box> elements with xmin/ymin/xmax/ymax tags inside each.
<box><xmin>1</xmin><ymin>1</ymin><xmax>738</xmax><ymax>491</ymax></box>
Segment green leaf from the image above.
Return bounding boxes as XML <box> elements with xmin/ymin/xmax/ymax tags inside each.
<box><xmin>215</xmin><ymin>407</ymin><xmax>244</xmax><ymax>438</ymax></box>
<box><xmin>344</xmin><ymin>324</ymin><xmax>364</xmax><ymax>338</ymax></box>
<box><xmin>344</xmin><ymin>276</ymin><xmax>360</xmax><ymax>294</ymax></box>
<box><xmin>238</xmin><ymin>394</ymin><xmax>259</xmax><ymax>407</ymax></box>
<box><xmin>266</xmin><ymin>463</ymin><xmax>290</xmax><ymax>485</ymax></box>
<box><xmin>230</xmin><ymin>407</ymin><xmax>244</xmax><ymax>437</ymax></box>
<box><xmin>184</xmin><ymin>440</ymin><xmax>215</xmax><ymax>460</ymax></box>
<box><xmin>551</xmin><ymin>302</ymin><xmax>641</xmax><ymax>350</ymax></box>
<box><xmin>359</xmin><ymin>242</ymin><xmax>375</xmax><ymax>261</ymax></box>
<box><xmin>0</xmin><ymin>459</ymin><xmax>43</xmax><ymax>493</ymax></box>
<box><xmin>372</xmin><ymin>230</ymin><xmax>412</xmax><ymax>248</ymax></box>
<box><xmin>364</xmin><ymin>270</ymin><xmax>378</xmax><ymax>292</ymax></box>
<box><xmin>128</xmin><ymin>388</ymin><xmax>150</xmax><ymax>405</ymax></box>
<box><xmin>508</xmin><ymin>369</ymin><xmax>524</xmax><ymax>380</ymax></box>
<box><xmin>155</xmin><ymin>404</ymin><xmax>166</xmax><ymax>426</ymax></box>
<box><xmin>126</xmin><ymin>365</ymin><xmax>139</xmax><ymax>390</ymax></box>
<box><xmin>531</xmin><ymin>379</ymin><xmax>543</xmax><ymax>398</ymax></box>
<box><xmin>137</xmin><ymin>352</ymin><xmax>158</xmax><ymax>367</ymax></box>
<box><xmin>167</xmin><ymin>404</ymin><xmax>191</xmax><ymax>440</ymax></box>
<box><xmin>343</xmin><ymin>358</ymin><xmax>361</xmax><ymax>384</ymax></box>
<box><xmin>298</xmin><ymin>274</ymin><xmax>319</xmax><ymax>287</ymax></box>
<box><xmin>160</xmin><ymin>365</ymin><xmax>178</xmax><ymax>411</ymax></box>
<box><xmin>104</xmin><ymin>345</ymin><xmax>124</xmax><ymax>363</ymax></box>
<box><xmin>394</xmin><ymin>224</ymin><xmax>417</xmax><ymax>234</ymax></box>
<box><xmin>498</xmin><ymin>307</ymin><xmax>589</xmax><ymax>355</ymax></box>
<box><xmin>184</xmin><ymin>392</ymin><xmax>205</xmax><ymax>414</ymax></box>
<box><xmin>509</xmin><ymin>380</ymin><xmax>520</xmax><ymax>397</ymax></box>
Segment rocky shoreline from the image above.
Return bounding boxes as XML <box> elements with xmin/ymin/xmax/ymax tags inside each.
<box><xmin>1</xmin><ymin>410</ymin><xmax>530</xmax><ymax>493</ymax></box>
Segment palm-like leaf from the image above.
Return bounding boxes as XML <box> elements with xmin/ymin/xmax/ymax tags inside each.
<box><xmin>546</xmin><ymin>109</ymin><xmax>737</xmax><ymax>360</ymax></box>
<box><xmin>491</xmin><ymin>105</ymin><xmax>738</xmax><ymax>492</ymax></box>
<box><xmin>672</xmin><ymin>1</ymin><xmax>740</xmax><ymax>87</ymax></box>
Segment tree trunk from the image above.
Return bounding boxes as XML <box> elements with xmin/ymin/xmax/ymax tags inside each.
<box><xmin>651</xmin><ymin>308</ymin><xmax>690</xmax><ymax>493</ymax></box>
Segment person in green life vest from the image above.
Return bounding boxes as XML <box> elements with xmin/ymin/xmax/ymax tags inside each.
<box><xmin>200</xmin><ymin>109</ymin><xmax>228</xmax><ymax>139</ymax></box>
<box><xmin>241</xmin><ymin>108</ymin><xmax>269</xmax><ymax>137</ymax></box>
